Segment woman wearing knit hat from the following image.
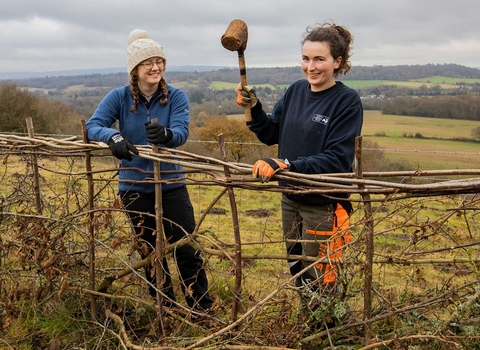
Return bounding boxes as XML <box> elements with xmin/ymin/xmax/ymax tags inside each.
<box><xmin>86</xmin><ymin>29</ymin><xmax>213</xmax><ymax>315</ymax></box>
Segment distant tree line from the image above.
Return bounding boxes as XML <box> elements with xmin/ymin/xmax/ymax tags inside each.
<box><xmin>6</xmin><ymin>63</ymin><xmax>480</xmax><ymax>90</ymax></box>
<box><xmin>360</xmin><ymin>83</ymin><xmax>480</xmax><ymax>101</ymax></box>
<box><xmin>2</xmin><ymin>63</ymin><xmax>480</xmax><ymax>135</ymax></box>
<box><xmin>7</xmin><ymin>67</ymin><xmax>301</xmax><ymax>90</ymax></box>
<box><xmin>345</xmin><ymin>63</ymin><xmax>480</xmax><ymax>80</ymax></box>
<box><xmin>381</xmin><ymin>95</ymin><xmax>480</xmax><ymax>121</ymax></box>
<box><xmin>0</xmin><ymin>83</ymin><xmax>83</xmax><ymax>134</ymax></box>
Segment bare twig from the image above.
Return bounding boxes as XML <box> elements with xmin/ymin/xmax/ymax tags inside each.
<box><xmin>218</xmin><ymin>133</ymin><xmax>242</xmax><ymax>322</ymax></box>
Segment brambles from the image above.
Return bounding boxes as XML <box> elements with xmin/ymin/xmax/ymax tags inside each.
<box><xmin>1</xmin><ymin>141</ymin><xmax>480</xmax><ymax>348</ymax></box>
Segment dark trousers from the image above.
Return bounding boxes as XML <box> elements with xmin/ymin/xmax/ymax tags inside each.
<box><xmin>281</xmin><ymin>195</ymin><xmax>351</xmax><ymax>290</ymax></box>
<box><xmin>121</xmin><ymin>186</ymin><xmax>213</xmax><ymax>310</ymax></box>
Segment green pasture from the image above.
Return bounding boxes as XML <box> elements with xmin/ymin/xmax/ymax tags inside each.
<box><xmin>175</xmin><ymin>75</ymin><xmax>479</xmax><ymax>91</ymax></box>
<box><xmin>343</xmin><ymin>75</ymin><xmax>480</xmax><ymax>90</ymax></box>
<box><xmin>360</xmin><ymin>110</ymin><xmax>480</xmax><ymax>170</ymax></box>
<box><xmin>207</xmin><ymin>81</ymin><xmax>237</xmax><ymax>90</ymax></box>
<box><xmin>228</xmin><ymin>110</ymin><xmax>480</xmax><ymax>170</ymax></box>
<box><xmin>169</xmin><ymin>80</ymin><xmax>201</xmax><ymax>89</ymax></box>
<box><xmin>64</xmin><ymin>84</ymin><xmax>86</xmax><ymax>91</ymax></box>
<box><xmin>208</xmin><ymin>81</ymin><xmax>276</xmax><ymax>90</ymax></box>
<box><xmin>23</xmin><ymin>75</ymin><xmax>478</xmax><ymax>94</ymax></box>
<box><xmin>189</xmin><ymin>75</ymin><xmax>477</xmax><ymax>91</ymax></box>
<box><xmin>232</xmin><ymin>110</ymin><xmax>480</xmax><ymax>141</ymax></box>
<box><xmin>26</xmin><ymin>84</ymin><xmax>107</xmax><ymax>95</ymax></box>
<box><xmin>191</xmin><ymin>76</ymin><xmax>480</xmax><ymax>90</ymax></box>
<box><xmin>342</xmin><ymin>79</ymin><xmax>457</xmax><ymax>90</ymax></box>
<box><xmin>363</xmin><ymin>110</ymin><xmax>480</xmax><ymax>138</ymax></box>
<box><xmin>25</xmin><ymin>87</ymin><xmax>49</xmax><ymax>94</ymax></box>
<box><xmin>197</xmin><ymin>78</ymin><xmax>461</xmax><ymax>91</ymax></box>
<box><xmin>363</xmin><ymin>135</ymin><xmax>479</xmax><ymax>169</ymax></box>
<box><xmin>410</xmin><ymin>75</ymin><xmax>480</xmax><ymax>84</ymax></box>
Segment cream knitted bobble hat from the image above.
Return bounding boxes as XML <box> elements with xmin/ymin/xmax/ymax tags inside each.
<box><xmin>126</xmin><ymin>29</ymin><xmax>167</xmax><ymax>74</ymax></box>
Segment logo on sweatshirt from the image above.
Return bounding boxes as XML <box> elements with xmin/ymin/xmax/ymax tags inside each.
<box><xmin>312</xmin><ymin>114</ymin><xmax>329</xmax><ymax>125</ymax></box>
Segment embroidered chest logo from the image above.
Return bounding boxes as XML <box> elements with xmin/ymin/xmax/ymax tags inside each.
<box><xmin>312</xmin><ymin>114</ymin><xmax>329</xmax><ymax>125</ymax></box>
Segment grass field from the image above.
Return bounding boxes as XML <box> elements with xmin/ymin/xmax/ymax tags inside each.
<box><xmin>364</xmin><ymin>137</ymin><xmax>479</xmax><ymax>169</ymax></box>
<box><xmin>410</xmin><ymin>75</ymin><xmax>480</xmax><ymax>84</ymax></box>
<box><xmin>342</xmin><ymin>79</ymin><xmax>459</xmax><ymax>89</ymax></box>
<box><xmin>24</xmin><ymin>75</ymin><xmax>480</xmax><ymax>95</ymax></box>
<box><xmin>362</xmin><ymin>110</ymin><xmax>480</xmax><ymax>139</ymax></box>
<box><xmin>208</xmin><ymin>78</ymin><xmax>464</xmax><ymax>91</ymax></box>
<box><xmin>208</xmin><ymin>81</ymin><xmax>276</xmax><ymax>90</ymax></box>
<box><xmin>362</xmin><ymin>110</ymin><xmax>480</xmax><ymax>169</ymax></box>
<box><xmin>208</xmin><ymin>76</ymin><xmax>480</xmax><ymax>91</ymax></box>
<box><xmin>229</xmin><ymin>110</ymin><xmax>480</xmax><ymax>170</ymax></box>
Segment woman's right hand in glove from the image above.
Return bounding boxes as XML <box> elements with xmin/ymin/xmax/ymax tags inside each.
<box><xmin>107</xmin><ymin>133</ymin><xmax>139</xmax><ymax>161</ymax></box>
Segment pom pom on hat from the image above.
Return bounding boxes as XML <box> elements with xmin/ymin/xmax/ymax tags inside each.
<box><xmin>126</xmin><ymin>29</ymin><xmax>167</xmax><ymax>74</ymax></box>
<box><xmin>128</xmin><ymin>29</ymin><xmax>149</xmax><ymax>45</ymax></box>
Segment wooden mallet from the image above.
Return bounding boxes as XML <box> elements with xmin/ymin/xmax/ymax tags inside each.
<box><xmin>221</xmin><ymin>19</ymin><xmax>252</xmax><ymax>126</ymax></box>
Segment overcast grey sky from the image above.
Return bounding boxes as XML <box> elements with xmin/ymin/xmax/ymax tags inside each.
<box><xmin>0</xmin><ymin>0</ymin><xmax>479</xmax><ymax>74</ymax></box>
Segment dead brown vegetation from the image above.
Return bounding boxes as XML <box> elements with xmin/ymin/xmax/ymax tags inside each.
<box><xmin>1</xmin><ymin>121</ymin><xmax>480</xmax><ymax>349</ymax></box>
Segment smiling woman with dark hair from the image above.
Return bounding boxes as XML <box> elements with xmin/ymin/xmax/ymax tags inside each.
<box><xmin>237</xmin><ymin>21</ymin><xmax>363</xmax><ymax>330</ymax></box>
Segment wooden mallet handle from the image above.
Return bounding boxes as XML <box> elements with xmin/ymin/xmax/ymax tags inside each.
<box><xmin>221</xmin><ymin>19</ymin><xmax>252</xmax><ymax>126</ymax></box>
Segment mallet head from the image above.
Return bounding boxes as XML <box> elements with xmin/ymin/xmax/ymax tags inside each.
<box><xmin>221</xmin><ymin>19</ymin><xmax>248</xmax><ymax>52</ymax></box>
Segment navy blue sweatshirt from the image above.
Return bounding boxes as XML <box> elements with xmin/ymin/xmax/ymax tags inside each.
<box><xmin>249</xmin><ymin>80</ymin><xmax>363</xmax><ymax>206</ymax></box>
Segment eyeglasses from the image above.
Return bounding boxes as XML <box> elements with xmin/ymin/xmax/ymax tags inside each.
<box><xmin>139</xmin><ymin>59</ymin><xmax>164</xmax><ymax>69</ymax></box>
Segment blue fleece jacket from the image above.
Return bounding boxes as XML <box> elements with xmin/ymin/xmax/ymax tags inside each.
<box><xmin>249</xmin><ymin>80</ymin><xmax>363</xmax><ymax>206</ymax></box>
<box><xmin>86</xmin><ymin>84</ymin><xmax>190</xmax><ymax>193</ymax></box>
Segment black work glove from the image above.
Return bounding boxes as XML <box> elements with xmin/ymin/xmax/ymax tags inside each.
<box><xmin>236</xmin><ymin>83</ymin><xmax>258</xmax><ymax>108</ymax></box>
<box><xmin>107</xmin><ymin>133</ymin><xmax>139</xmax><ymax>161</ymax></box>
<box><xmin>144</xmin><ymin>121</ymin><xmax>173</xmax><ymax>144</ymax></box>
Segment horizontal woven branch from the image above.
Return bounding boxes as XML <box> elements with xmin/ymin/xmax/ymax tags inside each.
<box><xmin>1</xmin><ymin>133</ymin><xmax>479</xmax><ymax>198</ymax></box>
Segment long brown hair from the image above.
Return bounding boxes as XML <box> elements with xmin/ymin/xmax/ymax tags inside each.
<box><xmin>129</xmin><ymin>70</ymin><xmax>169</xmax><ymax>113</ymax></box>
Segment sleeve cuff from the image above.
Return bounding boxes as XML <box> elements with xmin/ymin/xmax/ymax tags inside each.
<box><xmin>165</xmin><ymin>129</ymin><xmax>173</xmax><ymax>143</ymax></box>
<box><xmin>251</xmin><ymin>100</ymin><xmax>263</xmax><ymax>118</ymax></box>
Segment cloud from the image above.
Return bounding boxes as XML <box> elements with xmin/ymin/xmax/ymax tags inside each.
<box><xmin>0</xmin><ymin>0</ymin><xmax>479</xmax><ymax>73</ymax></box>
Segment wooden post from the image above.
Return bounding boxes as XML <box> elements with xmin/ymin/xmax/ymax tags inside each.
<box><xmin>355</xmin><ymin>136</ymin><xmax>374</xmax><ymax>344</ymax></box>
<box><xmin>218</xmin><ymin>134</ymin><xmax>242</xmax><ymax>321</ymax></box>
<box><xmin>25</xmin><ymin>117</ymin><xmax>42</xmax><ymax>214</ymax></box>
<box><xmin>82</xmin><ymin>120</ymin><xmax>98</xmax><ymax>319</ymax></box>
<box><xmin>151</xmin><ymin>118</ymin><xmax>166</xmax><ymax>338</ymax></box>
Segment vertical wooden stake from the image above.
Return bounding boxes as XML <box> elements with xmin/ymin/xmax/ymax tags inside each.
<box><xmin>355</xmin><ymin>136</ymin><xmax>374</xmax><ymax>345</ymax></box>
<box><xmin>25</xmin><ymin>117</ymin><xmax>42</xmax><ymax>214</ymax></box>
<box><xmin>82</xmin><ymin>120</ymin><xmax>97</xmax><ymax>319</ymax></box>
<box><xmin>218</xmin><ymin>134</ymin><xmax>242</xmax><ymax>321</ymax></box>
<box><xmin>151</xmin><ymin>118</ymin><xmax>165</xmax><ymax>338</ymax></box>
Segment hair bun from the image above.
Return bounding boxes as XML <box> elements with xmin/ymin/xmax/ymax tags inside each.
<box><xmin>128</xmin><ymin>29</ymin><xmax>149</xmax><ymax>45</ymax></box>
